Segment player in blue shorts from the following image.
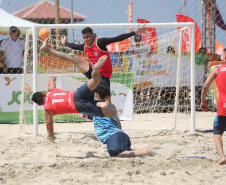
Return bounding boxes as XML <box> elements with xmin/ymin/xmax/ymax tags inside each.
<box><xmin>93</xmin><ymin>85</ymin><xmax>159</xmax><ymax>157</ymax></box>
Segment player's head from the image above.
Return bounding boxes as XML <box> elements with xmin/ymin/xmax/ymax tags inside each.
<box><xmin>95</xmin><ymin>85</ymin><xmax>110</xmax><ymax>101</ymax></box>
<box><xmin>31</xmin><ymin>92</ymin><xmax>46</xmax><ymax>105</ymax></box>
<box><xmin>223</xmin><ymin>48</ymin><xmax>226</xmax><ymax>60</ymax></box>
<box><xmin>166</xmin><ymin>45</ymin><xmax>175</xmax><ymax>53</ymax></box>
<box><xmin>9</xmin><ymin>26</ymin><xmax>20</xmax><ymax>39</ymax></box>
<box><xmin>82</xmin><ymin>27</ymin><xmax>95</xmax><ymax>46</ymax></box>
<box><xmin>134</xmin><ymin>34</ymin><xmax>142</xmax><ymax>43</ymax></box>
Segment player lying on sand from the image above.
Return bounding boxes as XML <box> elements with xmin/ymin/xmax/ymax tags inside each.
<box><xmin>31</xmin><ymin>55</ymin><xmax>116</xmax><ymax>142</ymax></box>
<box><xmin>91</xmin><ymin>84</ymin><xmax>159</xmax><ymax>157</ymax></box>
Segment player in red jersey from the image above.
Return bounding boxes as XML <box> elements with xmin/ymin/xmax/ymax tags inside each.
<box><xmin>60</xmin><ymin>25</ymin><xmax>146</xmax><ymax>90</ymax></box>
<box><xmin>31</xmin><ymin>55</ymin><xmax>116</xmax><ymax>142</ymax></box>
<box><xmin>201</xmin><ymin>63</ymin><xmax>226</xmax><ymax>165</ymax></box>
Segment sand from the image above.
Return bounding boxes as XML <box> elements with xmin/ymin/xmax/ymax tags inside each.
<box><xmin>1</xmin><ymin>111</ymin><xmax>226</xmax><ymax>185</ymax></box>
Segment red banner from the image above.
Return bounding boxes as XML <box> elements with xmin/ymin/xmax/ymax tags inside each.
<box><xmin>176</xmin><ymin>14</ymin><xmax>201</xmax><ymax>53</ymax></box>
<box><xmin>137</xmin><ymin>18</ymin><xmax>158</xmax><ymax>53</ymax></box>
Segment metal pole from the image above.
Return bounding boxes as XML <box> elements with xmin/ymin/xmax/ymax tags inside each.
<box><xmin>33</xmin><ymin>26</ymin><xmax>38</xmax><ymax>136</ymax></box>
<box><xmin>70</xmin><ymin>0</ymin><xmax>74</xmax><ymax>41</ymax></box>
<box><xmin>190</xmin><ymin>24</ymin><xmax>196</xmax><ymax>132</ymax></box>
<box><xmin>55</xmin><ymin>0</ymin><xmax>60</xmax><ymax>49</ymax></box>
<box><xmin>70</xmin><ymin>0</ymin><xmax>76</xmax><ymax>72</ymax></box>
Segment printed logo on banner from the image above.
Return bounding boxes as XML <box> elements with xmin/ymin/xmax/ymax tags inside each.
<box><xmin>4</xmin><ymin>77</ymin><xmax>16</xmax><ymax>86</ymax></box>
<box><xmin>136</xmin><ymin>60</ymin><xmax>168</xmax><ymax>76</ymax></box>
<box><xmin>8</xmin><ymin>83</ymin><xmax>47</xmax><ymax>105</ymax></box>
<box><xmin>118</xmin><ymin>92</ymin><xmax>127</xmax><ymax>115</ymax></box>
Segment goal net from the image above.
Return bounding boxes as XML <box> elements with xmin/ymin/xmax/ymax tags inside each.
<box><xmin>20</xmin><ymin>23</ymin><xmax>197</xmax><ymax>135</ymax></box>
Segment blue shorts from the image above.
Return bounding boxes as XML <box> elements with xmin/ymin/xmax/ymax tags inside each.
<box><xmin>83</xmin><ymin>63</ymin><xmax>111</xmax><ymax>96</ymax></box>
<box><xmin>213</xmin><ymin>115</ymin><xmax>226</xmax><ymax>134</ymax></box>
<box><xmin>106</xmin><ymin>132</ymin><xmax>131</xmax><ymax>157</ymax></box>
<box><xmin>73</xmin><ymin>82</ymin><xmax>104</xmax><ymax>117</ymax></box>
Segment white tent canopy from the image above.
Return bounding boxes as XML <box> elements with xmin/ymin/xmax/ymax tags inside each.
<box><xmin>0</xmin><ymin>7</ymin><xmax>37</xmax><ymax>34</ymax></box>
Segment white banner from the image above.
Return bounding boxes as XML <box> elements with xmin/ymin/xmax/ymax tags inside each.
<box><xmin>0</xmin><ymin>73</ymin><xmax>133</xmax><ymax>123</ymax></box>
<box><xmin>112</xmin><ymin>53</ymin><xmax>204</xmax><ymax>87</ymax></box>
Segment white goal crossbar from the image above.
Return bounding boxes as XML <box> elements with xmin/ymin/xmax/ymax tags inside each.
<box><xmin>29</xmin><ymin>22</ymin><xmax>195</xmax><ymax>136</ymax></box>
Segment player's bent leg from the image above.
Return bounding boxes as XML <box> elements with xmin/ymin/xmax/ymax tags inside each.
<box><xmin>40</xmin><ymin>39</ymin><xmax>89</xmax><ymax>73</ymax></box>
<box><xmin>87</xmin><ymin>55</ymin><xmax>108</xmax><ymax>91</ymax></box>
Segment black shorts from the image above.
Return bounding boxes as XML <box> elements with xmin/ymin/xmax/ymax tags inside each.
<box><xmin>83</xmin><ymin>63</ymin><xmax>111</xmax><ymax>96</ymax></box>
<box><xmin>213</xmin><ymin>115</ymin><xmax>226</xmax><ymax>134</ymax></box>
<box><xmin>73</xmin><ymin>82</ymin><xmax>104</xmax><ymax>117</ymax></box>
<box><xmin>106</xmin><ymin>132</ymin><xmax>131</xmax><ymax>157</ymax></box>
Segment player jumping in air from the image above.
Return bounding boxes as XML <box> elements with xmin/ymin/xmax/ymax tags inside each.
<box><xmin>61</xmin><ymin>25</ymin><xmax>146</xmax><ymax>90</ymax></box>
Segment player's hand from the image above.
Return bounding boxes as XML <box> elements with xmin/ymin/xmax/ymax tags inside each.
<box><xmin>96</xmin><ymin>102</ymin><xmax>109</xmax><ymax>108</ymax></box>
<box><xmin>49</xmin><ymin>76</ymin><xmax>57</xmax><ymax>81</ymax></box>
<box><xmin>135</xmin><ymin>24</ymin><xmax>146</xmax><ymax>34</ymax></box>
<box><xmin>200</xmin><ymin>102</ymin><xmax>208</xmax><ymax>111</ymax></box>
<box><xmin>61</xmin><ymin>35</ymin><xmax>67</xmax><ymax>45</ymax></box>
<box><xmin>82</xmin><ymin>114</ymin><xmax>88</xmax><ymax>119</ymax></box>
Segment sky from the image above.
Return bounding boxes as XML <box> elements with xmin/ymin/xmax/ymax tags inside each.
<box><xmin>0</xmin><ymin>0</ymin><xmax>225</xmax><ymax>47</ymax></box>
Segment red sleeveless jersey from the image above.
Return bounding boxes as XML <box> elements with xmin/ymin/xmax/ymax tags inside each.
<box><xmin>84</xmin><ymin>38</ymin><xmax>112</xmax><ymax>78</ymax></box>
<box><xmin>44</xmin><ymin>88</ymin><xmax>78</xmax><ymax>115</ymax></box>
<box><xmin>216</xmin><ymin>64</ymin><xmax>226</xmax><ymax>116</ymax></box>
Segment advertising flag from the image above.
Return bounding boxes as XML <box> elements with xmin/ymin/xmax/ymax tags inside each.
<box><xmin>176</xmin><ymin>14</ymin><xmax>201</xmax><ymax>53</ymax></box>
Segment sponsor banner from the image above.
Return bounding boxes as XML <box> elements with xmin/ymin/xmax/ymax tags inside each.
<box><xmin>112</xmin><ymin>53</ymin><xmax>204</xmax><ymax>87</ymax></box>
<box><xmin>0</xmin><ymin>73</ymin><xmax>133</xmax><ymax>123</ymax></box>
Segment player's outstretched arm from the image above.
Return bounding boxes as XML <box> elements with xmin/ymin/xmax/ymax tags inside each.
<box><xmin>48</xmin><ymin>76</ymin><xmax>56</xmax><ymax>91</ymax></box>
<box><xmin>45</xmin><ymin>110</ymin><xmax>56</xmax><ymax>142</ymax></box>
<box><xmin>111</xmin><ymin>103</ymin><xmax>122</xmax><ymax>129</ymax></box>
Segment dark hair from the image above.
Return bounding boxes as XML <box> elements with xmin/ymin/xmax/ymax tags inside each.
<box><xmin>82</xmin><ymin>27</ymin><xmax>93</xmax><ymax>34</ymax></box>
<box><xmin>9</xmin><ymin>26</ymin><xmax>20</xmax><ymax>35</ymax></box>
<box><xmin>166</xmin><ymin>45</ymin><xmax>175</xmax><ymax>53</ymax></box>
<box><xmin>96</xmin><ymin>85</ymin><xmax>110</xmax><ymax>99</ymax></box>
<box><xmin>31</xmin><ymin>92</ymin><xmax>45</xmax><ymax>105</ymax></box>
<box><xmin>223</xmin><ymin>48</ymin><xmax>226</xmax><ymax>52</ymax></box>
<box><xmin>134</xmin><ymin>34</ymin><xmax>142</xmax><ymax>42</ymax></box>
<box><xmin>199</xmin><ymin>47</ymin><xmax>207</xmax><ymax>53</ymax></box>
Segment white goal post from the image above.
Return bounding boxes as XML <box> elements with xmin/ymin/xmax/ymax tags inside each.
<box><xmin>21</xmin><ymin>22</ymin><xmax>195</xmax><ymax>136</ymax></box>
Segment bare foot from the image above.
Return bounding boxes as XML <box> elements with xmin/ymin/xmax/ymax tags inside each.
<box><xmin>148</xmin><ymin>142</ymin><xmax>161</xmax><ymax>149</ymax></box>
<box><xmin>93</xmin><ymin>55</ymin><xmax>108</xmax><ymax>70</ymax></box>
<box><xmin>40</xmin><ymin>39</ymin><xmax>50</xmax><ymax>53</ymax></box>
<box><xmin>218</xmin><ymin>157</ymin><xmax>226</xmax><ymax>165</ymax></box>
